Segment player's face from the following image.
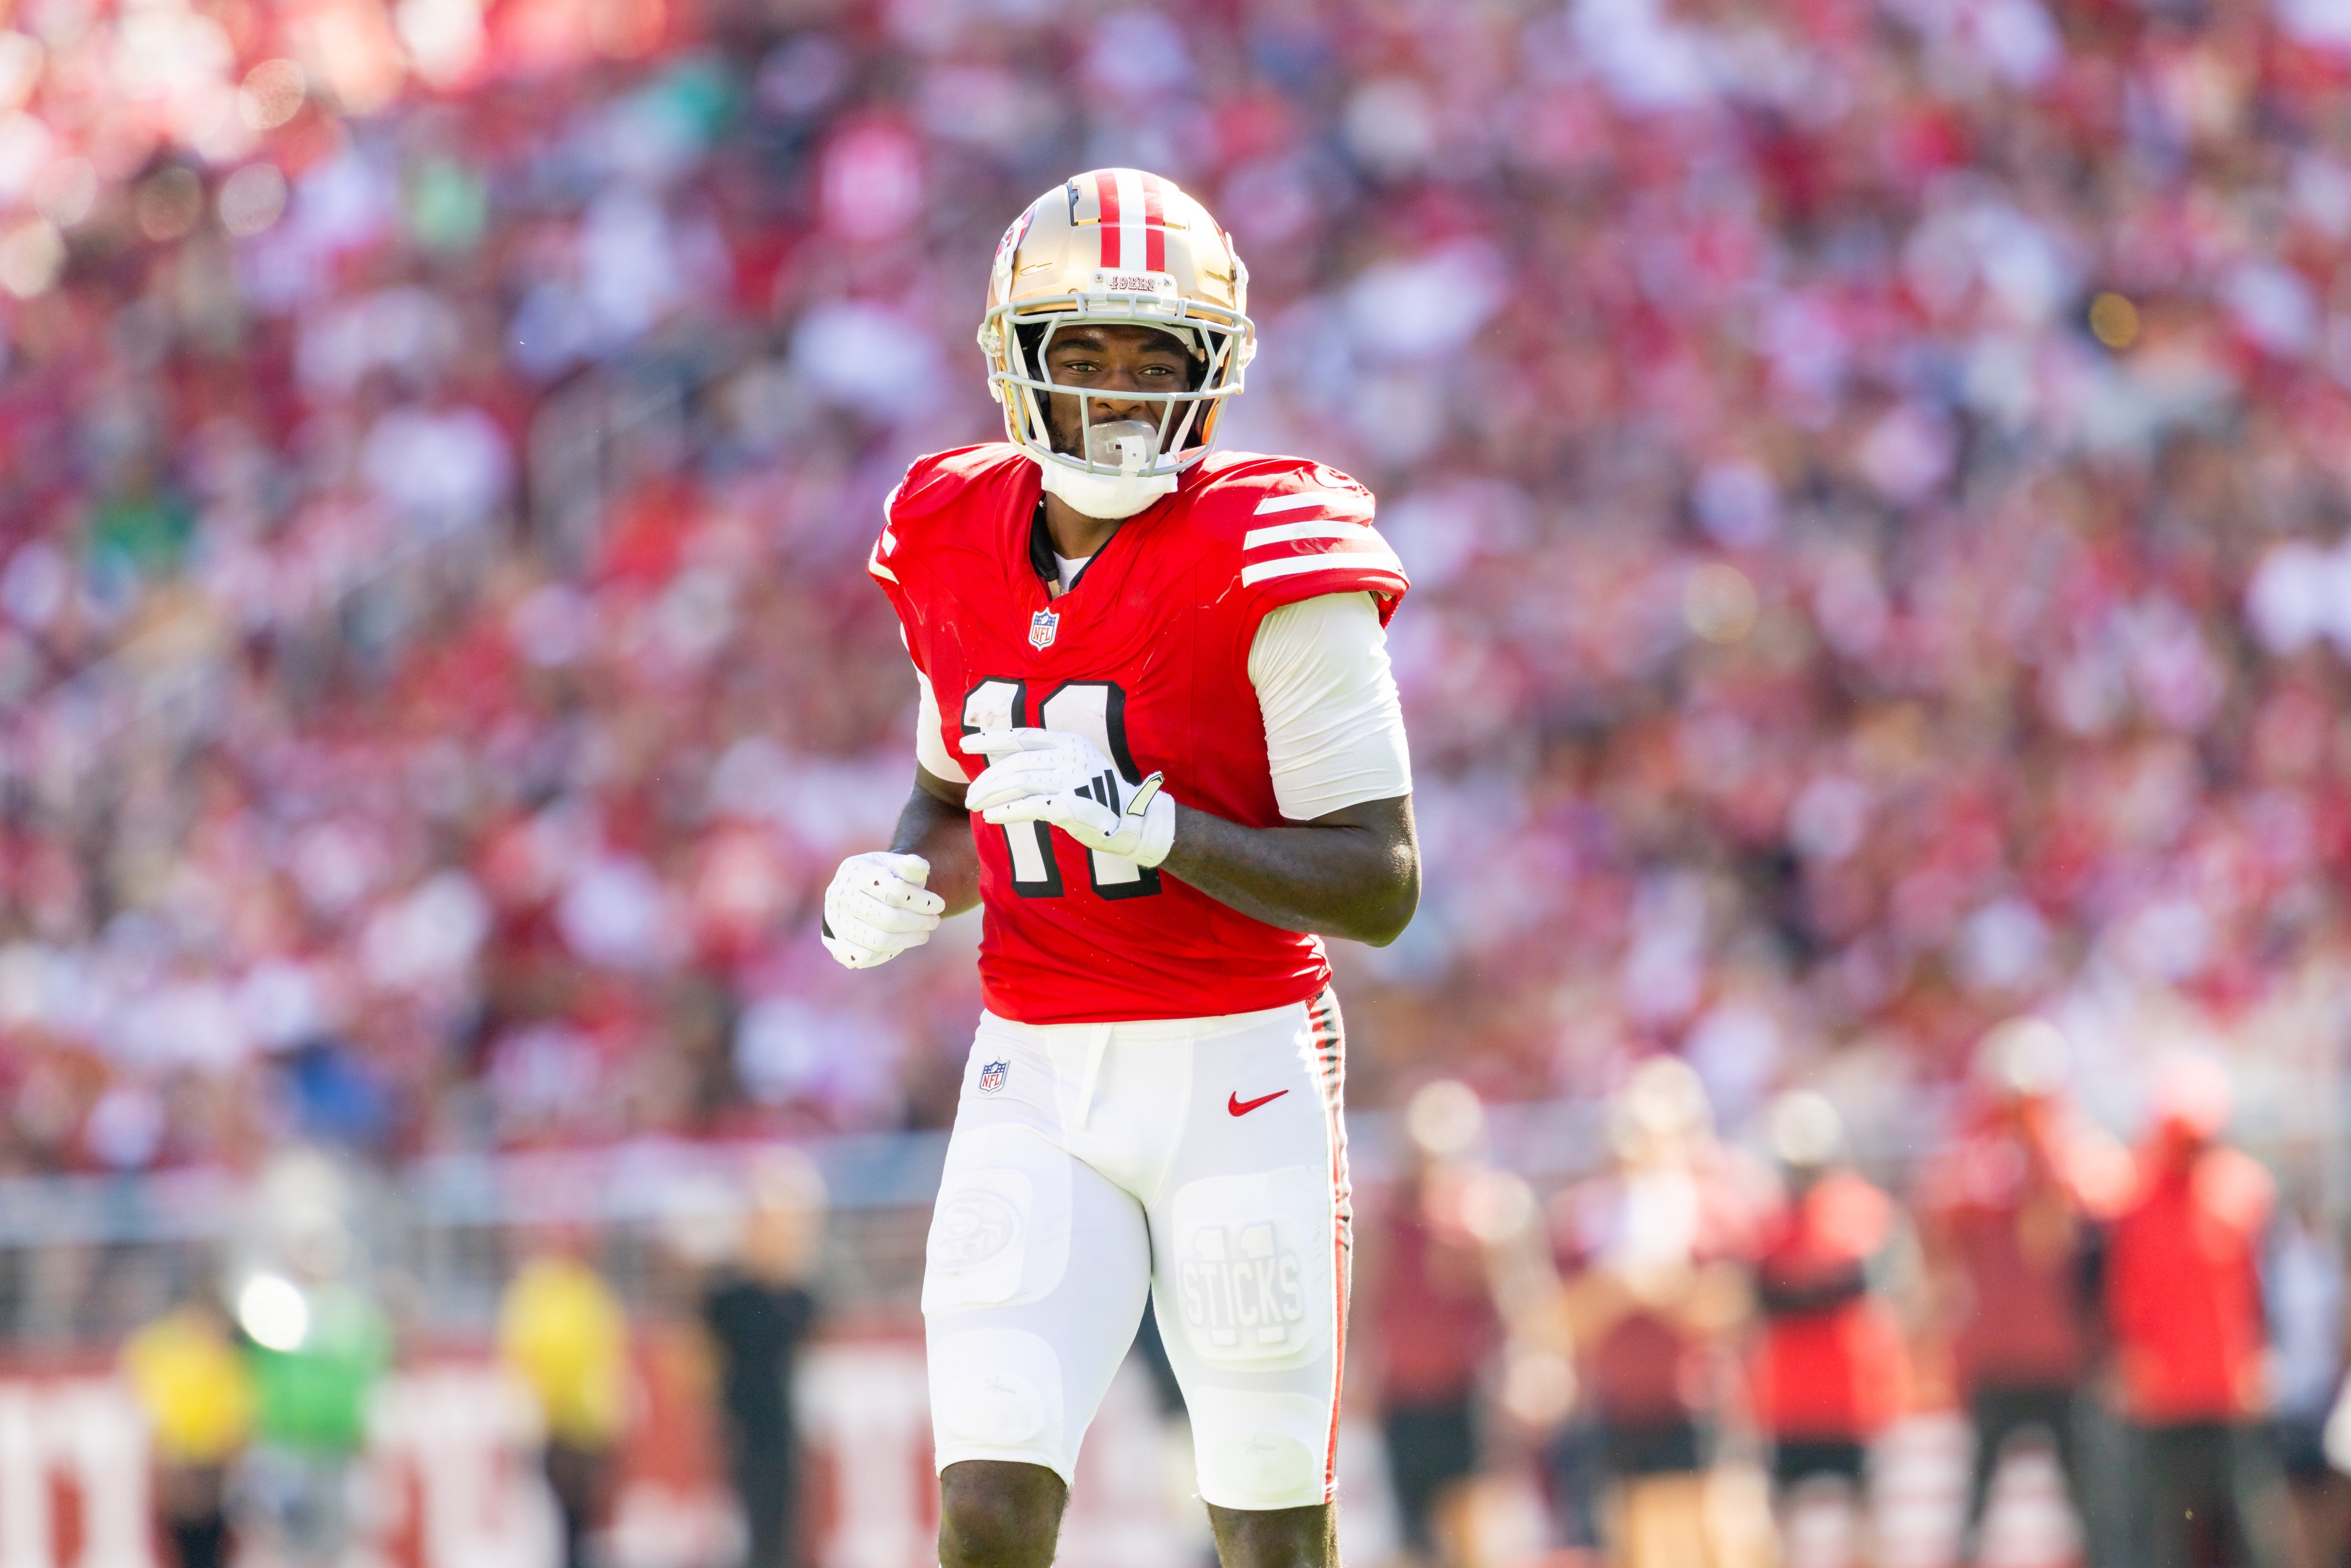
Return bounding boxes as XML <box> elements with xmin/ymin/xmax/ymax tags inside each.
<box><xmin>1037</xmin><ymin>324</ymin><xmax>1196</xmax><ymax>456</ymax></box>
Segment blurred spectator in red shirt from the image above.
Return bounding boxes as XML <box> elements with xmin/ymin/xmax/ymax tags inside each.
<box><xmin>1751</xmin><ymin>1092</ymin><xmax>1912</xmax><ymax>1515</ymax></box>
<box><xmin>1550</xmin><ymin>1059</ymin><xmax>1771</xmax><ymax>1568</ymax></box>
<box><xmin>1363</xmin><ymin>1081</ymin><xmax>1504</xmax><ymax>1567</ymax></box>
<box><xmin>2107</xmin><ymin>1054</ymin><xmax>2292</xmax><ymax>1568</ymax></box>
<box><xmin>1915</xmin><ymin>1018</ymin><xmax>2129</xmax><ymax>1561</ymax></box>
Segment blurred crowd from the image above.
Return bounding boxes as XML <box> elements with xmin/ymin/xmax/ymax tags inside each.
<box><xmin>1362</xmin><ymin>1040</ymin><xmax>2351</xmax><ymax>1567</ymax></box>
<box><xmin>15</xmin><ymin>0</ymin><xmax>2351</xmax><ymax>1559</ymax></box>
<box><xmin>4</xmin><ymin>0</ymin><xmax>2351</xmax><ymax>1174</ymax></box>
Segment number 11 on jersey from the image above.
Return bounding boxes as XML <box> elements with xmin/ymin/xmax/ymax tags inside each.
<box><xmin>961</xmin><ymin>678</ymin><xmax>1163</xmax><ymax>901</ymax></box>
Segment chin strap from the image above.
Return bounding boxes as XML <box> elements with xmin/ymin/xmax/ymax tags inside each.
<box><xmin>1033</xmin><ymin>451</ymin><xmax>1177</xmax><ymax>520</ymax></box>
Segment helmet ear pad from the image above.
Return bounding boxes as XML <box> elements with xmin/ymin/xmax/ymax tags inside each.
<box><xmin>1015</xmin><ymin>323</ymin><xmax>1209</xmax><ymax>457</ymax></box>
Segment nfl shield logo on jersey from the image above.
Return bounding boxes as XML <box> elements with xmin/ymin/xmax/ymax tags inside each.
<box><xmin>1029</xmin><ymin>609</ymin><xmax>1059</xmax><ymax>650</ymax></box>
<box><xmin>978</xmin><ymin>1060</ymin><xmax>1009</xmax><ymax>1094</ymax></box>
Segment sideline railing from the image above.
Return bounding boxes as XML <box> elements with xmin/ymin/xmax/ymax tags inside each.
<box><xmin>0</xmin><ymin>1088</ymin><xmax>1998</xmax><ymax>1349</ymax></box>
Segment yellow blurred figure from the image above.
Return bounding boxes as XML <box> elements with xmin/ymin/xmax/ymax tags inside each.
<box><xmin>501</xmin><ymin>1251</ymin><xmax>629</xmax><ymax>1444</ymax></box>
<box><xmin>500</xmin><ymin>1246</ymin><xmax>631</xmax><ymax>1568</ymax></box>
<box><xmin>127</xmin><ymin>1302</ymin><xmax>255</xmax><ymax>1463</ymax></box>
<box><xmin>122</xmin><ymin>1300</ymin><xmax>252</xmax><ymax>1568</ymax></box>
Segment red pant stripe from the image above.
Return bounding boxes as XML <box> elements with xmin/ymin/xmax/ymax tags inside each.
<box><xmin>1308</xmin><ymin>988</ymin><xmax>1349</xmax><ymax>1501</ymax></box>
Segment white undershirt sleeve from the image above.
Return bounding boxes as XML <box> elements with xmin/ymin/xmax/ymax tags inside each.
<box><xmin>1248</xmin><ymin>592</ymin><xmax>1413</xmax><ymax>821</ymax></box>
<box><xmin>913</xmin><ymin>666</ymin><xmax>968</xmax><ymax>782</ymax></box>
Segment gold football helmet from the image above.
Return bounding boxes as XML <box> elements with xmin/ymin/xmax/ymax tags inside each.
<box><xmin>978</xmin><ymin>168</ymin><xmax>1255</xmax><ymax>519</ymax></box>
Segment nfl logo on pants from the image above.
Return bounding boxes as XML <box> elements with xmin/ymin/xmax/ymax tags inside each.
<box><xmin>1029</xmin><ymin>609</ymin><xmax>1059</xmax><ymax>649</ymax></box>
<box><xmin>978</xmin><ymin>1060</ymin><xmax>1009</xmax><ymax>1094</ymax></box>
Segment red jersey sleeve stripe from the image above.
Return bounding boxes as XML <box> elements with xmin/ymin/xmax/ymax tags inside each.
<box><xmin>867</xmin><ymin>545</ymin><xmax>900</xmax><ymax>584</ymax></box>
<box><xmin>1095</xmin><ymin>170</ymin><xmax>1122</xmax><ymax>269</ymax></box>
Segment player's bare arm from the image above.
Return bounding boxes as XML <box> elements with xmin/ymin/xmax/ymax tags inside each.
<box><xmin>900</xmin><ymin>766</ymin><xmax>984</xmax><ymax>915</ymax></box>
<box><xmin>1161</xmin><ymin>793</ymin><xmax>1417</xmax><ymax>946</ymax></box>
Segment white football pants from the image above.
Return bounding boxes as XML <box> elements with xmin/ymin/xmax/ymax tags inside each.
<box><xmin>921</xmin><ymin>988</ymin><xmax>1351</xmax><ymax>1511</ymax></box>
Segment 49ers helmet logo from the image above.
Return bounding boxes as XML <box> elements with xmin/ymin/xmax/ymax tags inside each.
<box><xmin>991</xmin><ymin>206</ymin><xmax>1033</xmax><ymax>294</ymax></box>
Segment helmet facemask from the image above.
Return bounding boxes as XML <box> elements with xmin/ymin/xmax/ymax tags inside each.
<box><xmin>986</xmin><ymin>297</ymin><xmax>1249</xmax><ymax>520</ymax></box>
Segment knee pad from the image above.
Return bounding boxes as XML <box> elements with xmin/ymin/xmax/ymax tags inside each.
<box><xmin>929</xmin><ymin>1327</ymin><xmax>1068</xmax><ymax>1472</ymax></box>
<box><xmin>1190</xmin><ymin>1390</ymin><xmax>1329</xmax><ymax>1510</ymax></box>
<box><xmin>1162</xmin><ymin>1166</ymin><xmax>1337</xmax><ymax>1369</ymax></box>
<box><xmin>923</xmin><ymin>1124</ymin><xmax>1072</xmax><ymax>1315</ymax></box>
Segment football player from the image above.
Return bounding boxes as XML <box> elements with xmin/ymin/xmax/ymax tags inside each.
<box><xmin>822</xmin><ymin>168</ymin><xmax>1417</xmax><ymax>1567</ymax></box>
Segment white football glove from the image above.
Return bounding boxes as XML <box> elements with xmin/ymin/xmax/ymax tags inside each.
<box><xmin>961</xmin><ymin>729</ymin><xmax>1177</xmax><ymax>869</ymax></box>
<box><xmin>820</xmin><ymin>852</ymin><xmax>945</xmax><ymax>969</ymax></box>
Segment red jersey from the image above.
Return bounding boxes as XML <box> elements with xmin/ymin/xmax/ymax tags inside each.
<box><xmin>1750</xmin><ymin>1172</ymin><xmax>1910</xmax><ymax>1439</ymax></box>
<box><xmin>1372</xmin><ymin>1176</ymin><xmax>1502</xmax><ymax>1405</ymax></box>
<box><xmin>2107</xmin><ymin>1138</ymin><xmax>2275</xmax><ymax>1423</ymax></box>
<box><xmin>1914</xmin><ymin>1100</ymin><xmax>2123</xmax><ymax>1392</ymax></box>
<box><xmin>1553</xmin><ymin>1155</ymin><xmax>1769</xmax><ymax>1426</ymax></box>
<box><xmin>869</xmin><ymin>443</ymin><xmax>1408</xmax><ymax>1025</ymax></box>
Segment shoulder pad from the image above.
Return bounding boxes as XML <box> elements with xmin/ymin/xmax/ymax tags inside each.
<box><xmin>886</xmin><ymin>445</ymin><xmax>1027</xmax><ymax>526</ymax></box>
<box><xmin>870</xmin><ymin>444</ymin><xmax>1026</xmax><ymax>589</ymax></box>
<box><xmin>1185</xmin><ymin>452</ymin><xmax>1374</xmax><ymax>537</ymax></box>
<box><xmin>1189</xmin><ymin>452</ymin><xmax>1407</xmax><ymax>623</ymax></box>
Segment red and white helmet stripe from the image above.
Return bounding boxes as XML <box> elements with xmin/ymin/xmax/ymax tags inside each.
<box><xmin>1095</xmin><ymin>168</ymin><xmax>1169</xmax><ymax>273</ymax></box>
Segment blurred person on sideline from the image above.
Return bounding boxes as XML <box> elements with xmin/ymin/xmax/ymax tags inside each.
<box><xmin>700</xmin><ymin>1150</ymin><xmax>826</xmax><ymax>1568</ymax></box>
<box><xmin>1914</xmin><ymin>1019</ymin><xmax>2129</xmax><ymax>1564</ymax></box>
<box><xmin>2108</xmin><ymin>1054</ymin><xmax>2293</xmax><ymax>1568</ymax></box>
<box><xmin>124</xmin><ymin>1292</ymin><xmax>254</xmax><ymax>1568</ymax></box>
<box><xmin>1360</xmin><ymin>1081</ymin><xmax>1503</xmax><ymax>1565</ymax></box>
<box><xmin>2268</xmin><ymin>1184</ymin><xmax>2349</xmax><ymax>1567</ymax></box>
<box><xmin>1548</xmin><ymin>1058</ymin><xmax>1771</xmax><ymax>1568</ymax></box>
<box><xmin>500</xmin><ymin>1232</ymin><xmax>632</xmax><ymax>1568</ymax></box>
<box><xmin>233</xmin><ymin>1214</ymin><xmax>393</xmax><ymax>1568</ymax></box>
<box><xmin>1750</xmin><ymin>1092</ymin><xmax>1913</xmax><ymax>1543</ymax></box>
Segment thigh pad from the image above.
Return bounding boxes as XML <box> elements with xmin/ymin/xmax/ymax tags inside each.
<box><xmin>923</xmin><ymin>1123</ymin><xmax>1073</xmax><ymax>1316</ymax></box>
<box><xmin>1163</xmin><ymin>1166</ymin><xmax>1335</xmax><ymax>1370</ymax></box>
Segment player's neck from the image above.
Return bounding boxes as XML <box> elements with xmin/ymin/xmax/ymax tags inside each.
<box><xmin>1040</xmin><ymin>491</ymin><xmax>1124</xmax><ymax>565</ymax></box>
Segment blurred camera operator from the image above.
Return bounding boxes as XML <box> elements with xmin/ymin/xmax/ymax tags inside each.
<box><xmin>500</xmin><ymin>1228</ymin><xmax>631</xmax><ymax>1568</ymax></box>
<box><xmin>1751</xmin><ymin>1091</ymin><xmax>1915</xmax><ymax>1549</ymax></box>
<box><xmin>123</xmin><ymin>1290</ymin><xmax>254</xmax><ymax>1568</ymax></box>
<box><xmin>1914</xmin><ymin>1018</ymin><xmax>2129</xmax><ymax>1564</ymax></box>
<box><xmin>2107</xmin><ymin>1054</ymin><xmax>2293</xmax><ymax>1568</ymax></box>
<box><xmin>699</xmin><ymin>1150</ymin><xmax>827</xmax><ymax>1568</ymax></box>
<box><xmin>230</xmin><ymin>1205</ymin><xmax>391</xmax><ymax>1568</ymax></box>
<box><xmin>1548</xmin><ymin>1058</ymin><xmax>1772</xmax><ymax>1568</ymax></box>
<box><xmin>1359</xmin><ymin>1081</ymin><xmax>1504</xmax><ymax>1566</ymax></box>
